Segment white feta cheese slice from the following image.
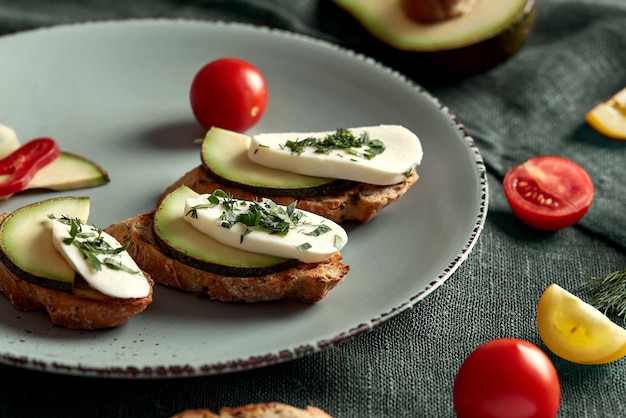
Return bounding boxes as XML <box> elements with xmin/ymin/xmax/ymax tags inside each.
<box><xmin>51</xmin><ymin>219</ymin><xmax>150</xmax><ymax>299</ymax></box>
<box><xmin>248</xmin><ymin>125</ymin><xmax>423</xmax><ymax>185</ymax></box>
<box><xmin>184</xmin><ymin>193</ymin><xmax>348</xmax><ymax>263</ymax></box>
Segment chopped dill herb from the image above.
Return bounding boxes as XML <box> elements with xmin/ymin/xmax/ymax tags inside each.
<box><xmin>186</xmin><ymin>190</ymin><xmax>230</xmax><ymax>219</ymax></box>
<box><xmin>296</xmin><ymin>242</ymin><xmax>312</xmax><ymax>251</ymax></box>
<box><xmin>48</xmin><ymin>214</ymin><xmax>138</xmax><ymax>274</ymax></box>
<box><xmin>188</xmin><ymin>190</ymin><xmax>305</xmax><ymax>238</ymax></box>
<box><xmin>305</xmin><ymin>224</ymin><xmax>331</xmax><ymax>237</ymax></box>
<box><xmin>334</xmin><ymin>234</ymin><xmax>344</xmax><ymax>250</ymax></box>
<box><xmin>284</xmin><ymin>128</ymin><xmax>385</xmax><ymax>160</ymax></box>
<box><xmin>103</xmin><ymin>258</ymin><xmax>139</xmax><ymax>274</ymax></box>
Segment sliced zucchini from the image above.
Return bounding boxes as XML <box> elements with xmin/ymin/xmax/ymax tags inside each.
<box><xmin>27</xmin><ymin>151</ymin><xmax>110</xmax><ymax>191</ymax></box>
<box><xmin>201</xmin><ymin>127</ymin><xmax>354</xmax><ymax>197</ymax></box>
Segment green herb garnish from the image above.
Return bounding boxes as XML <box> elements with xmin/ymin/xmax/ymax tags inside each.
<box><xmin>284</xmin><ymin>128</ymin><xmax>385</xmax><ymax>160</ymax></box>
<box><xmin>296</xmin><ymin>242</ymin><xmax>312</xmax><ymax>252</ymax></box>
<box><xmin>48</xmin><ymin>215</ymin><xmax>138</xmax><ymax>274</ymax></box>
<box><xmin>189</xmin><ymin>190</ymin><xmax>304</xmax><ymax>236</ymax></box>
<box><xmin>583</xmin><ymin>269</ymin><xmax>626</xmax><ymax>318</ymax></box>
<box><xmin>186</xmin><ymin>189</ymin><xmax>230</xmax><ymax>219</ymax></box>
<box><xmin>334</xmin><ymin>234</ymin><xmax>345</xmax><ymax>250</ymax></box>
<box><xmin>304</xmin><ymin>224</ymin><xmax>331</xmax><ymax>237</ymax></box>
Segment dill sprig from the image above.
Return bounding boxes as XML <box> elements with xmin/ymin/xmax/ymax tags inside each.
<box><xmin>583</xmin><ymin>269</ymin><xmax>626</xmax><ymax>318</ymax></box>
<box><xmin>283</xmin><ymin>128</ymin><xmax>385</xmax><ymax>160</ymax></box>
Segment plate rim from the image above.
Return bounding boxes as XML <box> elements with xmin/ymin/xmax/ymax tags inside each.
<box><xmin>0</xmin><ymin>18</ymin><xmax>488</xmax><ymax>378</ymax></box>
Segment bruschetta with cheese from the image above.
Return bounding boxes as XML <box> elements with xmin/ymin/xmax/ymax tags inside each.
<box><xmin>161</xmin><ymin>125</ymin><xmax>422</xmax><ymax>224</ymax></box>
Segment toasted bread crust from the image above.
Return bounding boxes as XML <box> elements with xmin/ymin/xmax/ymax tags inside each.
<box><xmin>161</xmin><ymin>165</ymin><xmax>418</xmax><ymax>224</ymax></box>
<box><xmin>170</xmin><ymin>402</ymin><xmax>332</xmax><ymax>418</ymax></box>
<box><xmin>105</xmin><ymin>212</ymin><xmax>349</xmax><ymax>303</ymax></box>
<box><xmin>0</xmin><ymin>214</ymin><xmax>153</xmax><ymax>330</ymax></box>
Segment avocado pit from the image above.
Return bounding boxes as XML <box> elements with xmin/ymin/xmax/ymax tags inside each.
<box><xmin>402</xmin><ymin>0</ymin><xmax>478</xmax><ymax>23</ymax></box>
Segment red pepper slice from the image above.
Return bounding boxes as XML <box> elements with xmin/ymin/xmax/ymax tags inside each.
<box><xmin>0</xmin><ymin>137</ymin><xmax>60</xmax><ymax>196</ymax></box>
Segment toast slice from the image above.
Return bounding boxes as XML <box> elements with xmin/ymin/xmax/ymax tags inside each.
<box><xmin>0</xmin><ymin>213</ymin><xmax>153</xmax><ymax>329</ymax></box>
<box><xmin>170</xmin><ymin>402</ymin><xmax>332</xmax><ymax>418</ymax></box>
<box><xmin>160</xmin><ymin>165</ymin><xmax>419</xmax><ymax>224</ymax></box>
<box><xmin>105</xmin><ymin>211</ymin><xmax>349</xmax><ymax>303</ymax></box>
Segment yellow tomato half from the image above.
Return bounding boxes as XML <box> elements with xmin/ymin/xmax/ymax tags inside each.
<box><xmin>585</xmin><ymin>86</ymin><xmax>626</xmax><ymax>140</ymax></box>
<box><xmin>536</xmin><ymin>283</ymin><xmax>626</xmax><ymax>364</ymax></box>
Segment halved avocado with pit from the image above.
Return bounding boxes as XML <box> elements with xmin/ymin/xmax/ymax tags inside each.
<box><xmin>153</xmin><ymin>185</ymin><xmax>298</xmax><ymax>277</ymax></box>
<box><xmin>333</xmin><ymin>0</ymin><xmax>537</xmax><ymax>75</ymax></box>
<box><xmin>201</xmin><ymin>127</ymin><xmax>354</xmax><ymax>197</ymax></box>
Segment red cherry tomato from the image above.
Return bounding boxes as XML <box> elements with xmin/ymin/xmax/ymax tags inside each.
<box><xmin>453</xmin><ymin>338</ymin><xmax>561</xmax><ymax>418</ymax></box>
<box><xmin>503</xmin><ymin>156</ymin><xmax>594</xmax><ymax>230</ymax></box>
<box><xmin>190</xmin><ymin>57</ymin><xmax>268</xmax><ymax>132</ymax></box>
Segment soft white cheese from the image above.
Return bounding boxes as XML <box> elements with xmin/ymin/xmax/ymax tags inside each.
<box><xmin>51</xmin><ymin>219</ymin><xmax>150</xmax><ymax>299</ymax></box>
<box><xmin>0</xmin><ymin>124</ymin><xmax>19</xmax><ymax>159</ymax></box>
<box><xmin>184</xmin><ymin>194</ymin><xmax>348</xmax><ymax>263</ymax></box>
<box><xmin>248</xmin><ymin>125</ymin><xmax>423</xmax><ymax>186</ymax></box>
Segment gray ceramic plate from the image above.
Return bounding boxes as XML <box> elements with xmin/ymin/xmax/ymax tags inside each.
<box><xmin>0</xmin><ymin>19</ymin><xmax>487</xmax><ymax>378</ymax></box>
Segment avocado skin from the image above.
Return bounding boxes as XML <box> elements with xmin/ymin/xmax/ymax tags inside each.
<box><xmin>413</xmin><ymin>0</ymin><xmax>538</xmax><ymax>76</ymax></box>
<box><xmin>152</xmin><ymin>230</ymin><xmax>299</xmax><ymax>277</ymax></box>
<box><xmin>201</xmin><ymin>161</ymin><xmax>357</xmax><ymax>198</ymax></box>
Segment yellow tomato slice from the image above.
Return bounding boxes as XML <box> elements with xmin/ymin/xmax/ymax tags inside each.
<box><xmin>536</xmin><ymin>283</ymin><xmax>626</xmax><ymax>364</ymax></box>
<box><xmin>585</xmin><ymin>86</ymin><xmax>626</xmax><ymax>140</ymax></box>
<box><xmin>0</xmin><ymin>124</ymin><xmax>20</xmax><ymax>159</ymax></box>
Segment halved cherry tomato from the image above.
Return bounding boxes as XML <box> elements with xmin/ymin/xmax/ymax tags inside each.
<box><xmin>453</xmin><ymin>338</ymin><xmax>561</xmax><ymax>418</ymax></box>
<box><xmin>190</xmin><ymin>57</ymin><xmax>268</xmax><ymax>132</ymax></box>
<box><xmin>0</xmin><ymin>137</ymin><xmax>60</xmax><ymax>196</ymax></box>
<box><xmin>503</xmin><ymin>156</ymin><xmax>594</xmax><ymax>230</ymax></box>
<box><xmin>537</xmin><ymin>283</ymin><xmax>626</xmax><ymax>364</ymax></box>
<box><xmin>585</xmin><ymin>86</ymin><xmax>626</xmax><ymax>140</ymax></box>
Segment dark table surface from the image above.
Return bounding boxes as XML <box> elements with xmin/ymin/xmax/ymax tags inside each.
<box><xmin>0</xmin><ymin>1</ymin><xmax>625</xmax><ymax>417</ymax></box>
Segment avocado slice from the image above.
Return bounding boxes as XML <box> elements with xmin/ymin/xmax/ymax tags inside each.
<box><xmin>333</xmin><ymin>0</ymin><xmax>537</xmax><ymax>75</ymax></box>
<box><xmin>153</xmin><ymin>185</ymin><xmax>298</xmax><ymax>277</ymax></box>
<box><xmin>26</xmin><ymin>151</ymin><xmax>110</xmax><ymax>191</ymax></box>
<box><xmin>201</xmin><ymin>127</ymin><xmax>354</xmax><ymax>197</ymax></box>
<box><xmin>0</xmin><ymin>196</ymin><xmax>90</xmax><ymax>292</ymax></box>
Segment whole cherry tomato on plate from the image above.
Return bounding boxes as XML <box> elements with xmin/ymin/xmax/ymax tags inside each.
<box><xmin>190</xmin><ymin>57</ymin><xmax>268</xmax><ymax>132</ymax></box>
<box><xmin>503</xmin><ymin>155</ymin><xmax>594</xmax><ymax>230</ymax></box>
<box><xmin>453</xmin><ymin>338</ymin><xmax>561</xmax><ymax>418</ymax></box>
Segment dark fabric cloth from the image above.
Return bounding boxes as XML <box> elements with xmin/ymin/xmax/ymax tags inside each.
<box><xmin>0</xmin><ymin>1</ymin><xmax>625</xmax><ymax>417</ymax></box>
